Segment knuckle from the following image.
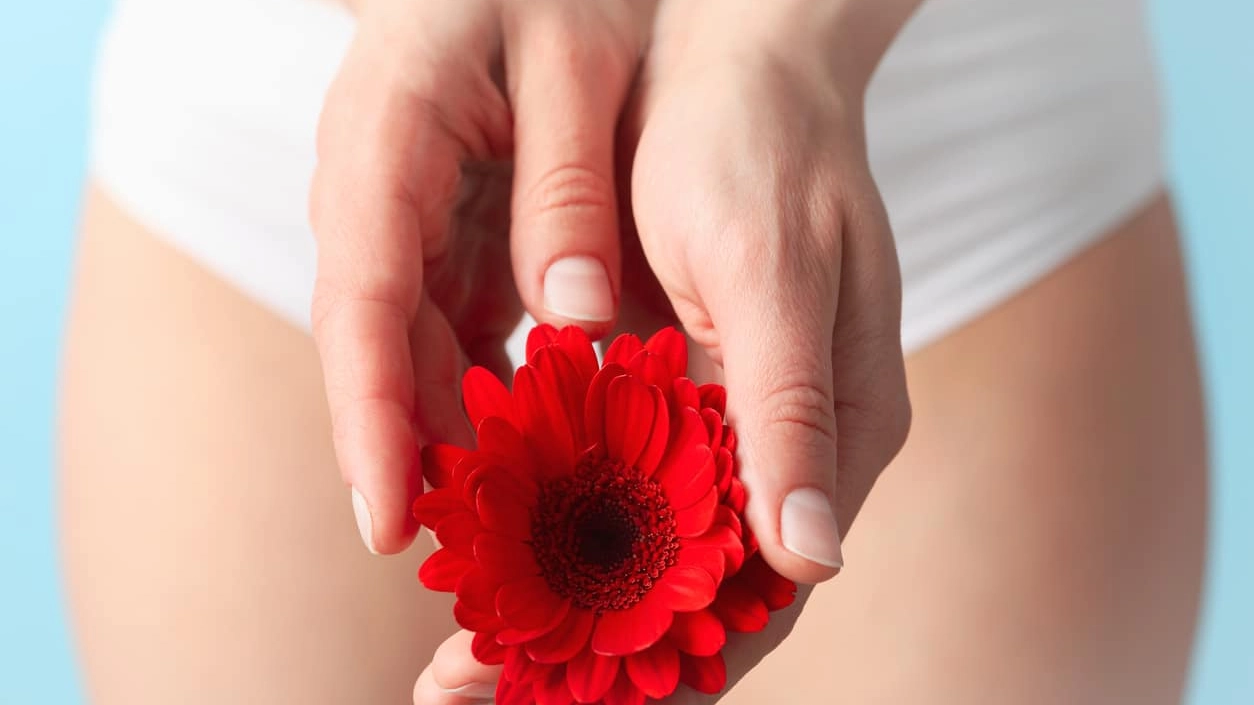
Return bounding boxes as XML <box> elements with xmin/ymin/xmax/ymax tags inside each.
<box><xmin>309</xmin><ymin>275</ymin><xmax>408</xmax><ymax>345</ymax></box>
<box><xmin>833</xmin><ymin>385</ymin><xmax>913</xmax><ymax>469</ymax></box>
<box><xmin>519</xmin><ymin>163</ymin><xmax>616</xmax><ymax>220</ymax></box>
<box><xmin>887</xmin><ymin>392</ymin><xmax>913</xmax><ymax>454</ymax></box>
<box><xmin>760</xmin><ymin>379</ymin><xmax>839</xmax><ymax>447</ymax></box>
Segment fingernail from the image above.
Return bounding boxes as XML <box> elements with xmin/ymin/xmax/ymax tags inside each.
<box><xmin>780</xmin><ymin>487</ymin><xmax>844</xmax><ymax>569</ymax></box>
<box><xmin>543</xmin><ymin>256</ymin><xmax>614</xmax><ymax>322</ymax></box>
<box><xmin>350</xmin><ymin>486</ymin><xmax>378</xmax><ymax>554</ymax></box>
<box><xmin>441</xmin><ymin>682</ymin><xmax>497</xmax><ymax>699</ymax></box>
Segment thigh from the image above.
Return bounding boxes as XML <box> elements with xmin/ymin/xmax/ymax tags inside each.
<box><xmin>729</xmin><ymin>193</ymin><xmax>1207</xmax><ymax>704</ymax></box>
<box><xmin>60</xmin><ymin>186</ymin><xmax>457</xmax><ymax>704</ymax></box>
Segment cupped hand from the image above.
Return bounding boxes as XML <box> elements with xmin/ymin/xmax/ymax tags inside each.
<box><xmin>412</xmin><ymin>4</ymin><xmax>913</xmax><ymax>703</ymax></box>
<box><xmin>310</xmin><ymin>0</ymin><xmax>657</xmax><ymax>554</ymax></box>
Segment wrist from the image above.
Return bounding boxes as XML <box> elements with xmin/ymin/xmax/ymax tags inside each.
<box><xmin>654</xmin><ymin>0</ymin><xmax>923</xmax><ymax>98</ymax></box>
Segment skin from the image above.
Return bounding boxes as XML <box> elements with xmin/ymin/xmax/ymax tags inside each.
<box><xmin>61</xmin><ymin>189</ymin><xmax>1204</xmax><ymax>704</ymax></box>
<box><xmin>60</xmin><ymin>0</ymin><xmax>1205</xmax><ymax>701</ymax></box>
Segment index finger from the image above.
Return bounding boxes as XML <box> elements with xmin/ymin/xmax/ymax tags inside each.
<box><xmin>309</xmin><ymin>15</ymin><xmax>507</xmax><ymax>554</ymax></box>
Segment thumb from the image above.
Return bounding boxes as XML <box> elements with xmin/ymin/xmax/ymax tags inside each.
<box><xmin>714</xmin><ymin>277</ymin><xmax>846</xmax><ymax>585</ymax></box>
<box><xmin>505</xmin><ymin>5</ymin><xmax>637</xmax><ymax>337</ymax></box>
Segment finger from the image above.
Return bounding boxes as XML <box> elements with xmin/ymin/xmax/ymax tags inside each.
<box><xmin>708</xmin><ymin>237</ymin><xmax>846</xmax><ymax>585</ymax></box>
<box><xmin>409</xmin><ymin>293</ymin><xmax>477</xmax><ymax>449</ymax></box>
<box><xmin>503</xmin><ymin>2</ymin><xmax>642</xmax><ymax>335</ymax></box>
<box><xmin>827</xmin><ymin>189</ymin><xmax>911</xmax><ymax>532</ymax></box>
<box><xmin>413</xmin><ymin>668</ymin><xmax>493</xmax><ymax>705</ymax></box>
<box><xmin>310</xmin><ymin>10</ymin><xmax>507</xmax><ymax>554</ymax></box>
<box><xmin>412</xmin><ymin>630</ymin><xmax>502</xmax><ymax>705</ymax></box>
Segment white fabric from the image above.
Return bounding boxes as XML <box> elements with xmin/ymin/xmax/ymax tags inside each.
<box><xmin>90</xmin><ymin>0</ymin><xmax>1164</xmax><ymax>355</ymax></box>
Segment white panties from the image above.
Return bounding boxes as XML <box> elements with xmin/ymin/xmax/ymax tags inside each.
<box><xmin>90</xmin><ymin>0</ymin><xmax>1165</xmax><ymax>354</ymax></box>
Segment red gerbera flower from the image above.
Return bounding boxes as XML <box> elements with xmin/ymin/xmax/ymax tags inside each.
<box><xmin>414</xmin><ymin>325</ymin><xmax>796</xmax><ymax>705</ymax></box>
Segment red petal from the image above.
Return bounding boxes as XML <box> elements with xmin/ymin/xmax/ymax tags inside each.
<box><xmin>472</xmin><ymin>631</ymin><xmax>508</xmax><ymax>665</ymax></box>
<box><xmin>700</xmin><ymin>408</ymin><xmax>724</xmax><ymax>450</ymax></box>
<box><xmin>454</xmin><ymin>599</ymin><xmax>502</xmax><ymax>632</ymax></box>
<box><xmin>672</xmin><ymin>377</ymin><xmax>700</xmax><ymax>412</ymax></box>
<box><xmin>603</xmin><ymin>670</ymin><xmax>647</xmax><ymax>705</ymax></box>
<box><xmin>675</xmin><ymin>544</ymin><xmax>726</xmax><ymax>586</ymax></box>
<box><xmin>726</xmin><ymin>477</ymin><xmax>747</xmax><ymax>514</ymax></box>
<box><xmin>494</xmin><ymin>679</ymin><xmax>525</xmax><ymax>705</ymax></box>
<box><xmin>461</xmin><ymin>462</ymin><xmax>505</xmax><ymax>507</ymax></box>
<box><xmin>603</xmin><ymin>333</ymin><xmax>643</xmax><ymax>367</ymax></box>
<box><xmin>697</xmin><ymin>384</ymin><xmax>727</xmax><ymax>416</ymax></box>
<box><xmin>712</xmin><ymin>582</ymin><xmax>769</xmax><ymax>633</ymax></box>
<box><xmin>463</xmin><ymin>366</ymin><xmax>517</xmax><ymax>427</ymax></box>
<box><xmin>498</xmin><ymin>677</ymin><xmax>536</xmax><ymax>705</ymax></box>
<box><xmin>496</xmin><ymin>576</ymin><xmax>570</xmax><ymax>636</ymax></box>
<box><xmin>592</xmin><ymin>596</ymin><xmax>674</xmax><ymax>656</ymax></box>
<box><xmin>713</xmin><ymin>504</ymin><xmax>743</xmax><ymax>535</ymax></box>
<box><xmin>526</xmin><ymin>324</ymin><xmax>560</xmax><ymax>362</ymax></box>
<box><xmin>674</xmin><ymin>486</ymin><xmax>719</xmax><ymax>537</ymax></box>
<box><xmin>476</xmin><ymin>477</ymin><xmax>533</xmax><ymax>537</ymax></box>
<box><xmin>654</xmin><ymin>407</ymin><xmax>709</xmax><ymax>480</ymax></box>
<box><xmin>505</xmin><ymin>646</ymin><xmax>553</xmax><ymax>685</ymax></box>
<box><xmin>714</xmin><ymin>447</ymin><xmax>733</xmax><ymax>495</ymax></box>
<box><xmin>566</xmin><ymin>649</ymin><xmax>620</xmax><ymax>703</ymax></box>
<box><xmin>476</xmin><ymin>416</ymin><xmax>539</xmax><ymax>481</ymax></box>
<box><xmin>627</xmin><ymin>349</ymin><xmax>673</xmax><ymax>392</ymax></box>
<box><xmin>531</xmin><ymin>346</ymin><xmax>589</xmax><ymax>446</ymax></box>
<box><xmin>653</xmin><ymin>565</ymin><xmax>717</xmax><ymax>612</ymax></box>
<box><xmin>535</xmin><ymin>664</ymin><xmax>574</xmax><ymax>705</ymax></box>
<box><xmin>455</xmin><ymin>567</ymin><xmax>499</xmax><ymax>615</ymax></box>
<box><xmin>464</xmin><ymin>457</ymin><xmax>538</xmax><ymax>503</ymax></box>
<box><xmin>735</xmin><ymin>555</ymin><xmax>797</xmax><ymax>611</ymax></box>
<box><xmin>657</xmin><ymin>446</ymin><xmax>715</xmax><ymax>509</ymax></box>
<box><xmin>668</xmin><ymin>609</ymin><xmax>726</xmax><ymax>656</ymax></box>
<box><xmin>434</xmin><ymin>512</ymin><xmax>481</xmax><ymax>557</ymax></box>
<box><xmin>497</xmin><ymin>625</ymin><xmax>543</xmax><ymax>647</ymax></box>
<box><xmin>526</xmin><ymin>607</ymin><xmax>596</xmax><ymax>664</ymax></box>
<box><xmin>474</xmin><ymin>533</ymin><xmax>539</xmax><ymax>580</ymax></box>
<box><xmin>684</xmin><ymin>525</ymin><xmax>744</xmax><ymax>577</ymax></box>
<box><xmin>604</xmin><ymin>375</ymin><xmax>656</xmax><ymax>468</ymax></box>
<box><xmin>636</xmin><ymin>386</ymin><xmax>670</xmax><ymax>475</ymax></box>
<box><xmin>583</xmin><ymin>363</ymin><xmax>626</xmax><ymax>451</ymax></box>
<box><xmin>644</xmin><ymin>327</ymin><xmax>688</xmax><ymax>379</ymax></box>
<box><xmin>555</xmin><ymin>326</ymin><xmax>599</xmax><ymax>388</ymax></box>
<box><xmin>412</xmin><ymin>488</ymin><xmax>466</xmax><ymax>529</ymax></box>
<box><xmin>421</xmin><ymin>443</ymin><xmax>468</xmax><ymax>489</ymax></box>
<box><xmin>624</xmin><ymin>641</ymin><xmax>680</xmax><ymax>698</ymax></box>
<box><xmin>679</xmin><ymin>652</ymin><xmax>726</xmax><ymax>694</ymax></box>
<box><xmin>418</xmin><ymin>548</ymin><xmax>474</xmax><ymax>592</ymax></box>
<box><xmin>514</xmin><ymin>366</ymin><xmax>576</xmax><ymax>478</ymax></box>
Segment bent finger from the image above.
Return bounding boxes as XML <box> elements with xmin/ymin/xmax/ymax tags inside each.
<box><xmin>412</xmin><ymin>630</ymin><xmax>503</xmax><ymax>705</ymax></box>
<box><xmin>310</xmin><ymin>10</ymin><xmax>506</xmax><ymax>554</ymax></box>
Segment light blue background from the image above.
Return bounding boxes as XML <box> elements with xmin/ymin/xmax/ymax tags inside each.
<box><xmin>1</xmin><ymin>1</ymin><xmax>1250</xmax><ymax>703</ymax></box>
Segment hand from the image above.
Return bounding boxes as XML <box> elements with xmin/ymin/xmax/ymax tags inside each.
<box><xmin>622</xmin><ymin>16</ymin><xmax>914</xmax><ymax>701</ymax></box>
<box><xmin>310</xmin><ymin>0</ymin><xmax>657</xmax><ymax>554</ymax></box>
<box><xmin>629</xmin><ymin>4</ymin><xmax>915</xmax><ymax>585</ymax></box>
<box><xmin>413</xmin><ymin>3</ymin><xmax>913</xmax><ymax>702</ymax></box>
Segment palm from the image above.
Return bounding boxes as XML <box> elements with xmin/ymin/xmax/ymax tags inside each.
<box><xmin>405</xmin><ymin>162</ymin><xmax>523</xmax><ymax>450</ymax></box>
<box><xmin>424</xmin><ymin>162</ymin><xmax>524</xmax><ymax>376</ymax></box>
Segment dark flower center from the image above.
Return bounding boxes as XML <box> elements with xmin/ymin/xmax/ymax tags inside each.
<box><xmin>576</xmin><ymin>507</ymin><xmax>636</xmax><ymax>568</ymax></box>
<box><xmin>530</xmin><ymin>454</ymin><xmax>678</xmax><ymax>612</ymax></box>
